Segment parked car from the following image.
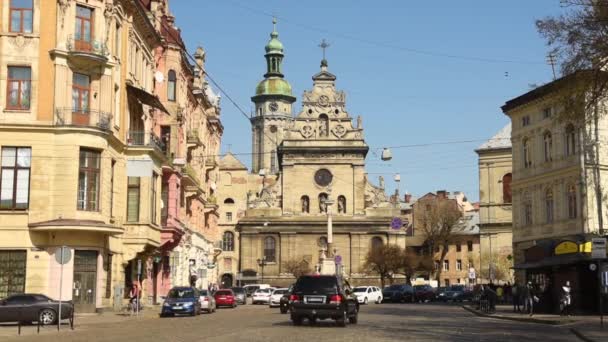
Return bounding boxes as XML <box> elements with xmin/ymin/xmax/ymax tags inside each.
<box><xmin>214</xmin><ymin>289</ymin><xmax>237</xmax><ymax>308</ymax></box>
<box><xmin>231</xmin><ymin>287</ymin><xmax>247</xmax><ymax>305</ymax></box>
<box><xmin>199</xmin><ymin>289</ymin><xmax>216</xmax><ymax>313</ymax></box>
<box><xmin>437</xmin><ymin>285</ymin><xmax>473</xmax><ymax>302</ymax></box>
<box><xmin>269</xmin><ymin>288</ymin><xmax>288</xmax><ymax>308</ymax></box>
<box><xmin>0</xmin><ymin>294</ymin><xmax>73</xmax><ymax>325</ymax></box>
<box><xmin>381</xmin><ymin>284</ymin><xmax>414</xmax><ymax>303</ymax></box>
<box><xmin>252</xmin><ymin>288</ymin><xmax>274</xmax><ymax>305</ymax></box>
<box><xmin>243</xmin><ymin>284</ymin><xmax>271</xmax><ymax>297</ymax></box>
<box><xmin>289</xmin><ymin>275</ymin><xmax>359</xmax><ymax>327</ymax></box>
<box><xmin>352</xmin><ymin>286</ymin><xmax>383</xmax><ymax>304</ymax></box>
<box><xmin>279</xmin><ymin>286</ymin><xmax>293</xmax><ymax>314</ymax></box>
<box><xmin>413</xmin><ymin>285</ymin><xmax>436</xmax><ymax>302</ymax></box>
<box><xmin>161</xmin><ymin>287</ymin><xmax>201</xmax><ymax>317</ymax></box>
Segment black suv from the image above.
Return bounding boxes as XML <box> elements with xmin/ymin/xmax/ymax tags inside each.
<box><xmin>289</xmin><ymin>275</ymin><xmax>359</xmax><ymax>327</ymax></box>
<box><xmin>382</xmin><ymin>284</ymin><xmax>414</xmax><ymax>303</ymax></box>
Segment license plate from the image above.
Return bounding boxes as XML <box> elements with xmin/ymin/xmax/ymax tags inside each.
<box><xmin>172</xmin><ymin>306</ymin><xmax>182</xmax><ymax>310</ymax></box>
<box><xmin>305</xmin><ymin>296</ymin><xmax>324</xmax><ymax>304</ymax></box>
<box><xmin>219</xmin><ymin>297</ymin><xmax>226</xmax><ymax>299</ymax></box>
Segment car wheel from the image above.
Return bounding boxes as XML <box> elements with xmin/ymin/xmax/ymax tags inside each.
<box><xmin>364</xmin><ymin>297</ymin><xmax>368</xmax><ymax>305</ymax></box>
<box><xmin>348</xmin><ymin>311</ymin><xmax>358</xmax><ymax>324</ymax></box>
<box><xmin>39</xmin><ymin>309</ymin><xmax>56</xmax><ymax>325</ymax></box>
<box><xmin>291</xmin><ymin>315</ymin><xmax>303</xmax><ymax>326</ymax></box>
<box><xmin>376</xmin><ymin>297</ymin><xmax>381</xmax><ymax>304</ymax></box>
<box><xmin>336</xmin><ymin>310</ymin><xmax>347</xmax><ymax>327</ymax></box>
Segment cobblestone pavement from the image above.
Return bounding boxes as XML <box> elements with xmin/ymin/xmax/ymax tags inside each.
<box><xmin>0</xmin><ymin>302</ymin><xmax>585</xmax><ymax>341</ymax></box>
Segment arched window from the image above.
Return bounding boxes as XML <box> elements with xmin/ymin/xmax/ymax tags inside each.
<box><xmin>319</xmin><ymin>114</ymin><xmax>329</xmax><ymax>137</ymax></box>
<box><xmin>522</xmin><ymin>192</ymin><xmax>532</xmax><ymax>226</ymax></box>
<box><xmin>318</xmin><ymin>193</ymin><xmax>328</xmax><ymax>213</ymax></box>
<box><xmin>371</xmin><ymin>237</ymin><xmax>383</xmax><ymax>252</ymax></box>
<box><xmin>502</xmin><ymin>173</ymin><xmax>512</xmax><ymax>203</ymax></box>
<box><xmin>224</xmin><ymin>172</ymin><xmax>232</xmax><ymax>186</ymax></box>
<box><xmin>301</xmin><ymin>195</ymin><xmax>310</xmax><ymax>213</ymax></box>
<box><xmin>337</xmin><ymin>195</ymin><xmax>346</xmax><ymax>214</ymax></box>
<box><xmin>523</xmin><ymin>138</ymin><xmax>531</xmax><ymax>168</ymax></box>
<box><xmin>545</xmin><ymin>188</ymin><xmax>554</xmax><ymax>223</ymax></box>
<box><xmin>543</xmin><ymin>131</ymin><xmax>553</xmax><ymax>162</ymax></box>
<box><xmin>168</xmin><ymin>70</ymin><xmax>176</xmax><ymax>101</ymax></box>
<box><xmin>565</xmin><ymin>124</ymin><xmax>576</xmax><ymax>156</ymax></box>
<box><xmin>264</xmin><ymin>236</ymin><xmax>276</xmax><ymax>262</ymax></box>
<box><xmin>224</xmin><ymin>198</ymin><xmax>235</xmax><ymax>205</ymax></box>
<box><xmin>567</xmin><ymin>184</ymin><xmax>577</xmax><ymax>219</ymax></box>
<box><xmin>222</xmin><ymin>231</ymin><xmax>234</xmax><ymax>251</ymax></box>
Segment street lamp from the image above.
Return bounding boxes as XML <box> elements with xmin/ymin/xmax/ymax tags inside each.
<box><xmin>257</xmin><ymin>256</ymin><xmax>267</xmax><ymax>284</ymax></box>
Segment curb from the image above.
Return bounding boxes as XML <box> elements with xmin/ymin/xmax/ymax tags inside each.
<box><xmin>569</xmin><ymin>328</ymin><xmax>597</xmax><ymax>342</ymax></box>
<box><xmin>461</xmin><ymin>305</ymin><xmax>566</xmax><ymax>325</ymax></box>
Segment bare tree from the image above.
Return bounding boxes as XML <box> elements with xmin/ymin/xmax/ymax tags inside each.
<box><xmin>364</xmin><ymin>244</ymin><xmax>402</xmax><ymax>288</ymax></box>
<box><xmin>397</xmin><ymin>248</ymin><xmax>434</xmax><ymax>285</ymax></box>
<box><xmin>283</xmin><ymin>259</ymin><xmax>312</xmax><ymax>279</ymax></box>
<box><xmin>415</xmin><ymin>195</ymin><xmax>463</xmax><ymax>282</ymax></box>
<box><xmin>479</xmin><ymin>251</ymin><xmax>513</xmax><ymax>284</ymax></box>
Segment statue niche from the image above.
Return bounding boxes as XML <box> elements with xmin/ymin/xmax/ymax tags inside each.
<box><xmin>318</xmin><ymin>114</ymin><xmax>329</xmax><ymax>137</ymax></box>
<box><xmin>301</xmin><ymin>195</ymin><xmax>310</xmax><ymax>214</ymax></box>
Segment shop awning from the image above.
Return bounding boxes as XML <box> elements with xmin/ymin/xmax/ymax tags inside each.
<box><xmin>126</xmin><ymin>84</ymin><xmax>169</xmax><ymax>114</ymax></box>
<box><xmin>513</xmin><ymin>253</ymin><xmax>593</xmax><ymax>270</ymax></box>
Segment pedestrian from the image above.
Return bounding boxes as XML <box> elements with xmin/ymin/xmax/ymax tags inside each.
<box><xmin>129</xmin><ymin>283</ymin><xmax>141</xmax><ymax>314</ymax></box>
<box><xmin>496</xmin><ymin>285</ymin><xmax>504</xmax><ymax>304</ymax></box>
<box><xmin>512</xmin><ymin>282</ymin><xmax>521</xmax><ymax>313</ymax></box>
<box><xmin>559</xmin><ymin>281</ymin><xmax>572</xmax><ymax>316</ymax></box>
<box><xmin>524</xmin><ymin>281</ymin><xmax>536</xmax><ymax>317</ymax></box>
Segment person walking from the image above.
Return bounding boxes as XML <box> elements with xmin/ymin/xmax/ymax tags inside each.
<box><xmin>496</xmin><ymin>285</ymin><xmax>504</xmax><ymax>304</ymax></box>
<box><xmin>560</xmin><ymin>281</ymin><xmax>572</xmax><ymax>316</ymax></box>
<box><xmin>512</xmin><ymin>282</ymin><xmax>521</xmax><ymax>313</ymax></box>
<box><xmin>524</xmin><ymin>282</ymin><xmax>536</xmax><ymax>317</ymax></box>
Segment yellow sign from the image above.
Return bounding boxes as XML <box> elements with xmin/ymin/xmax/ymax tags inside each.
<box><xmin>555</xmin><ymin>241</ymin><xmax>578</xmax><ymax>255</ymax></box>
<box><xmin>580</xmin><ymin>242</ymin><xmax>592</xmax><ymax>253</ymax></box>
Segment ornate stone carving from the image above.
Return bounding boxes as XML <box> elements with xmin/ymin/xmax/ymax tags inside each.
<box><xmin>301</xmin><ymin>125</ymin><xmax>314</xmax><ymax>139</ymax></box>
<box><xmin>58</xmin><ymin>0</ymin><xmax>72</xmax><ymax>28</ymax></box>
<box><xmin>331</xmin><ymin>124</ymin><xmax>347</xmax><ymax>138</ymax></box>
<box><xmin>104</xmin><ymin>1</ymin><xmax>115</xmax><ymax>45</ymax></box>
<box><xmin>317</xmin><ymin>95</ymin><xmax>330</xmax><ymax>107</ymax></box>
<box><xmin>8</xmin><ymin>35</ymin><xmax>32</xmax><ymax>50</ymax></box>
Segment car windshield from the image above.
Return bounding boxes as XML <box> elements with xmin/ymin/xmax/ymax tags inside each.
<box><xmin>232</xmin><ymin>287</ymin><xmax>245</xmax><ymax>294</ymax></box>
<box><xmin>294</xmin><ymin>276</ymin><xmax>338</xmax><ymax>293</ymax></box>
<box><xmin>168</xmin><ymin>289</ymin><xmax>196</xmax><ymax>299</ymax></box>
<box><xmin>386</xmin><ymin>285</ymin><xmax>403</xmax><ymax>290</ymax></box>
<box><xmin>256</xmin><ymin>289</ymin><xmax>271</xmax><ymax>294</ymax></box>
<box><xmin>353</xmin><ymin>287</ymin><xmax>368</xmax><ymax>293</ymax></box>
<box><xmin>215</xmin><ymin>290</ymin><xmax>232</xmax><ymax>296</ymax></box>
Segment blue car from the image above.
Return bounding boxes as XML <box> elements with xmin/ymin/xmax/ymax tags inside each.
<box><xmin>160</xmin><ymin>287</ymin><xmax>202</xmax><ymax>317</ymax></box>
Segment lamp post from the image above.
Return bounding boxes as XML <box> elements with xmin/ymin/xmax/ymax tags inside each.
<box><xmin>257</xmin><ymin>256</ymin><xmax>267</xmax><ymax>284</ymax></box>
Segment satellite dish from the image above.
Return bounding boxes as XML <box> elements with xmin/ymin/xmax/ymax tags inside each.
<box><xmin>154</xmin><ymin>71</ymin><xmax>165</xmax><ymax>83</ymax></box>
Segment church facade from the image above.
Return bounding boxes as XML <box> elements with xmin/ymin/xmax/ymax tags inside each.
<box><xmin>226</xmin><ymin>22</ymin><xmax>404</xmax><ymax>287</ymax></box>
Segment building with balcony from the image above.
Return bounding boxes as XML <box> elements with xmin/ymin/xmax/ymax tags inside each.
<box><xmin>502</xmin><ymin>71</ymin><xmax>608</xmax><ymax>313</ymax></box>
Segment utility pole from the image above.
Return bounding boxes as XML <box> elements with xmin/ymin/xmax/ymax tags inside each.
<box><xmin>546</xmin><ymin>53</ymin><xmax>557</xmax><ymax>80</ymax></box>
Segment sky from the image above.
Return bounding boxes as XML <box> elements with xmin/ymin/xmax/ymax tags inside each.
<box><xmin>171</xmin><ymin>0</ymin><xmax>565</xmax><ymax>202</ymax></box>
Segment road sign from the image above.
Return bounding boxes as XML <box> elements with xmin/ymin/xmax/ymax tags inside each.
<box><xmin>468</xmin><ymin>267</ymin><xmax>476</xmax><ymax>280</ymax></box>
<box><xmin>390</xmin><ymin>217</ymin><xmax>402</xmax><ymax>230</ymax></box>
<box><xmin>592</xmin><ymin>238</ymin><xmax>607</xmax><ymax>259</ymax></box>
<box><xmin>54</xmin><ymin>246</ymin><xmax>71</xmax><ymax>265</ymax></box>
<box><xmin>334</xmin><ymin>255</ymin><xmax>342</xmax><ymax>264</ymax></box>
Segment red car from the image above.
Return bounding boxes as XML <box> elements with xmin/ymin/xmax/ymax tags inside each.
<box><xmin>214</xmin><ymin>289</ymin><xmax>237</xmax><ymax>308</ymax></box>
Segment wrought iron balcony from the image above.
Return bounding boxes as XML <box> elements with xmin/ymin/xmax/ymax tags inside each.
<box><xmin>54</xmin><ymin>107</ymin><xmax>112</xmax><ymax>131</ymax></box>
<box><xmin>128</xmin><ymin>131</ymin><xmax>165</xmax><ymax>152</ymax></box>
<box><xmin>187</xmin><ymin>129</ymin><xmax>203</xmax><ymax>146</ymax></box>
<box><xmin>66</xmin><ymin>35</ymin><xmax>109</xmax><ymax>65</ymax></box>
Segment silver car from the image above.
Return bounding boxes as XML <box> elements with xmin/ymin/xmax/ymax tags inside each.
<box><xmin>199</xmin><ymin>289</ymin><xmax>216</xmax><ymax>313</ymax></box>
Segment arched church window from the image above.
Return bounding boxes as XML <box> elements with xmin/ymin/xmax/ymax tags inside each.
<box><xmin>264</xmin><ymin>236</ymin><xmax>276</xmax><ymax>262</ymax></box>
<box><xmin>319</xmin><ymin>114</ymin><xmax>329</xmax><ymax>137</ymax></box>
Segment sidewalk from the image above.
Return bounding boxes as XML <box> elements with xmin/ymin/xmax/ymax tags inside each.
<box><xmin>463</xmin><ymin>304</ymin><xmax>607</xmax><ymax>342</ymax></box>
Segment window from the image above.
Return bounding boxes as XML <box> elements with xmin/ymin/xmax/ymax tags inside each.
<box><xmin>542</xmin><ymin>107</ymin><xmax>552</xmax><ymax>119</ymax></box>
<box><xmin>543</xmin><ymin>131</ymin><xmax>553</xmax><ymax>162</ymax></box>
<box><xmin>522</xmin><ymin>115</ymin><xmax>530</xmax><ymax>127</ymax></box>
<box><xmin>502</xmin><ymin>173</ymin><xmax>512</xmax><ymax>203</ymax></box>
<box><xmin>467</xmin><ymin>241</ymin><xmax>473</xmax><ymax>252</ymax></box>
<box><xmin>523</xmin><ymin>198</ymin><xmax>533</xmax><ymax>226</ymax></box>
<box><xmin>545</xmin><ymin>188</ymin><xmax>554</xmax><ymax>223</ymax></box>
<box><xmin>263</xmin><ymin>236</ymin><xmax>276</xmax><ymax>262</ymax></box>
<box><xmin>72</xmin><ymin>73</ymin><xmax>90</xmax><ymax>113</ymax></box>
<box><xmin>456</xmin><ymin>244</ymin><xmax>462</xmax><ymax>252</ymax></box>
<box><xmin>226</xmin><ymin>212</ymin><xmax>233</xmax><ymax>222</ymax></box>
<box><xmin>110</xmin><ymin>160</ymin><xmax>116</xmax><ymax>217</ymax></box>
<box><xmin>9</xmin><ymin>0</ymin><xmax>33</xmax><ymax>33</ymax></box>
<box><xmin>434</xmin><ymin>261</ymin><xmax>440</xmax><ymax>270</ymax></box>
<box><xmin>443</xmin><ymin>260</ymin><xmax>449</xmax><ymax>271</ymax></box>
<box><xmin>224</xmin><ymin>198</ymin><xmax>235</xmax><ymax>205</ymax></box>
<box><xmin>222</xmin><ymin>231</ymin><xmax>234</xmax><ymax>251</ymax></box>
<box><xmin>223</xmin><ymin>172</ymin><xmax>232</xmax><ymax>186</ymax></box>
<box><xmin>456</xmin><ymin>259</ymin><xmax>462</xmax><ymax>271</ymax></box>
<box><xmin>168</xmin><ymin>70</ymin><xmax>176</xmax><ymax>101</ymax></box>
<box><xmin>371</xmin><ymin>237</ymin><xmax>383</xmax><ymax>252</ymax></box>
<box><xmin>6</xmin><ymin>66</ymin><xmax>31</xmax><ymax>110</ymax></box>
<box><xmin>565</xmin><ymin>124</ymin><xmax>576</xmax><ymax>156</ymax></box>
<box><xmin>151</xmin><ymin>173</ymin><xmax>158</xmax><ymax>224</ymax></box>
<box><xmin>444</xmin><ymin>279</ymin><xmax>450</xmax><ymax>286</ymax></box>
<box><xmin>161</xmin><ymin>180</ymin><xmax>168</xmax><ymax>224</ymax></box>
<box><xmin>126</xmin><ymin>177</ymin><xmax>140</xmax><ymax>222</ymax></box>
<box><xmin>78</xmin><ymin>149</ymin><xmax>100</xmax><ymax>211</ymax></box>
<box><xmin>567</xmin><ymin>184</ymin><xmax>577</xmax><ymax>219</ymax></box>
<box><xmin>0</xmin><ymin>250</ymin><xmax>27</xmax><ymax>298</ymax></box>
<box><xmin>0</xmin><ymin>147</ymin><xmax>31</xmax><ymax>209</ymax></box>
<box><xmin>523</xmin><ymin>138</ymin><xmax>531</xmax><ymax>168</ymax></box>
<box><xmin>75</xmin><ymin>5</ymin><xmax>94</xmax><ymax>51</ymax></box>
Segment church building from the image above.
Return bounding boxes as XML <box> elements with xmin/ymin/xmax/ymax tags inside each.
<box><xmin>221</xmin><ymin>21</ymin><xmax>404</xmax><ymax>287</ymax></box>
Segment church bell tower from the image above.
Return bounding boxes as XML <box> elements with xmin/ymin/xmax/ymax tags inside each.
<box><xmin>250</xmin><ymin>19</ymin><xmax>296</xmax><ymax>174</ymax></box>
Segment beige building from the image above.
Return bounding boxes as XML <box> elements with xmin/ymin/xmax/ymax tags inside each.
<box><xmin>502</xmin><ymin>71</ymin><xmax>608</xmax><ymax>313</ymax></box>
<box><xmin>233</xmin><ymin>22</ymin><xmax>404</xmax><ymax>287</ymax></box>
<box><xmin>475</xmin><ymin>124</ymin><xmax>513</xmax><ymax>284</ymax></box>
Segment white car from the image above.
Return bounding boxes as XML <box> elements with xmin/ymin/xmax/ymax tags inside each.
<box><xmin>353</xmin><ymin>286</ymin><xmax>383</xmax><ymax>304</ymax></box>
<box><xmin>269</xmin><ymin>288</ymin><xmax>288</xmax><ymax>308</ymax></box>
<box><xmin>252</xmin><ymin>288</ymin><xmax>274</xmax><ymax>304</ymax></box>
<box><xmin>199</xmin><ymin>289</ymin><xmax>216</xmax><ymax>313</ymax></box>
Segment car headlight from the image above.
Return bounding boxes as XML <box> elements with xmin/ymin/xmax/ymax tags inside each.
<box><xmin>183</xmin><ymin>302</ymin><xmax>193</xmax><ymax>306</ymax></box>
<box><xmin>163</xmin><ymin>302</ymin><xmax>171</xmax><ymax>307</ymax></box>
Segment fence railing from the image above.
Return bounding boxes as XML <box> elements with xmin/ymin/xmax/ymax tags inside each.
<box><xmin>66</xmin><ymin>35</ymin><xmax>109</xmax><ymax>57</ymax></box>
<box><xmin>128</xmin><ymin>131</ymin><xmax>165</xmax><ymax>151</ymax></box>
<box><xmin>54</xmin><ymin>108</ymin><xmax>112</xmax><ymax>131</ymax></box>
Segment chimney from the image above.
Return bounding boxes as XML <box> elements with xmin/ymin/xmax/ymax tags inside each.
<box><xmin>437</xmin><ymin>190</ymin><xmax>447</xmax><ymax>199</ymax></box>
<box><xmin>404</xmin><ymin>193</ymin><xmax>412</xmax><ymax>203</ymax></box>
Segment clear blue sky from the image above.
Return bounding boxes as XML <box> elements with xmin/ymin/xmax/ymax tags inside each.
<box><xmin>172</xmin><ymin>0</ymin><xmax>563</xmax><ymax>201</ymax></box>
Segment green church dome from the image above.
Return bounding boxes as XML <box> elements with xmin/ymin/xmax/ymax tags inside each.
<box><xmin>265</xmin><ymin>31</ymin><xmax>284</xmax><ymax>54</ymax></box>
<box><xmin>255</xmin><ymin>78</ymin><xmax>293</xmax><ymax>97</ymax></box>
